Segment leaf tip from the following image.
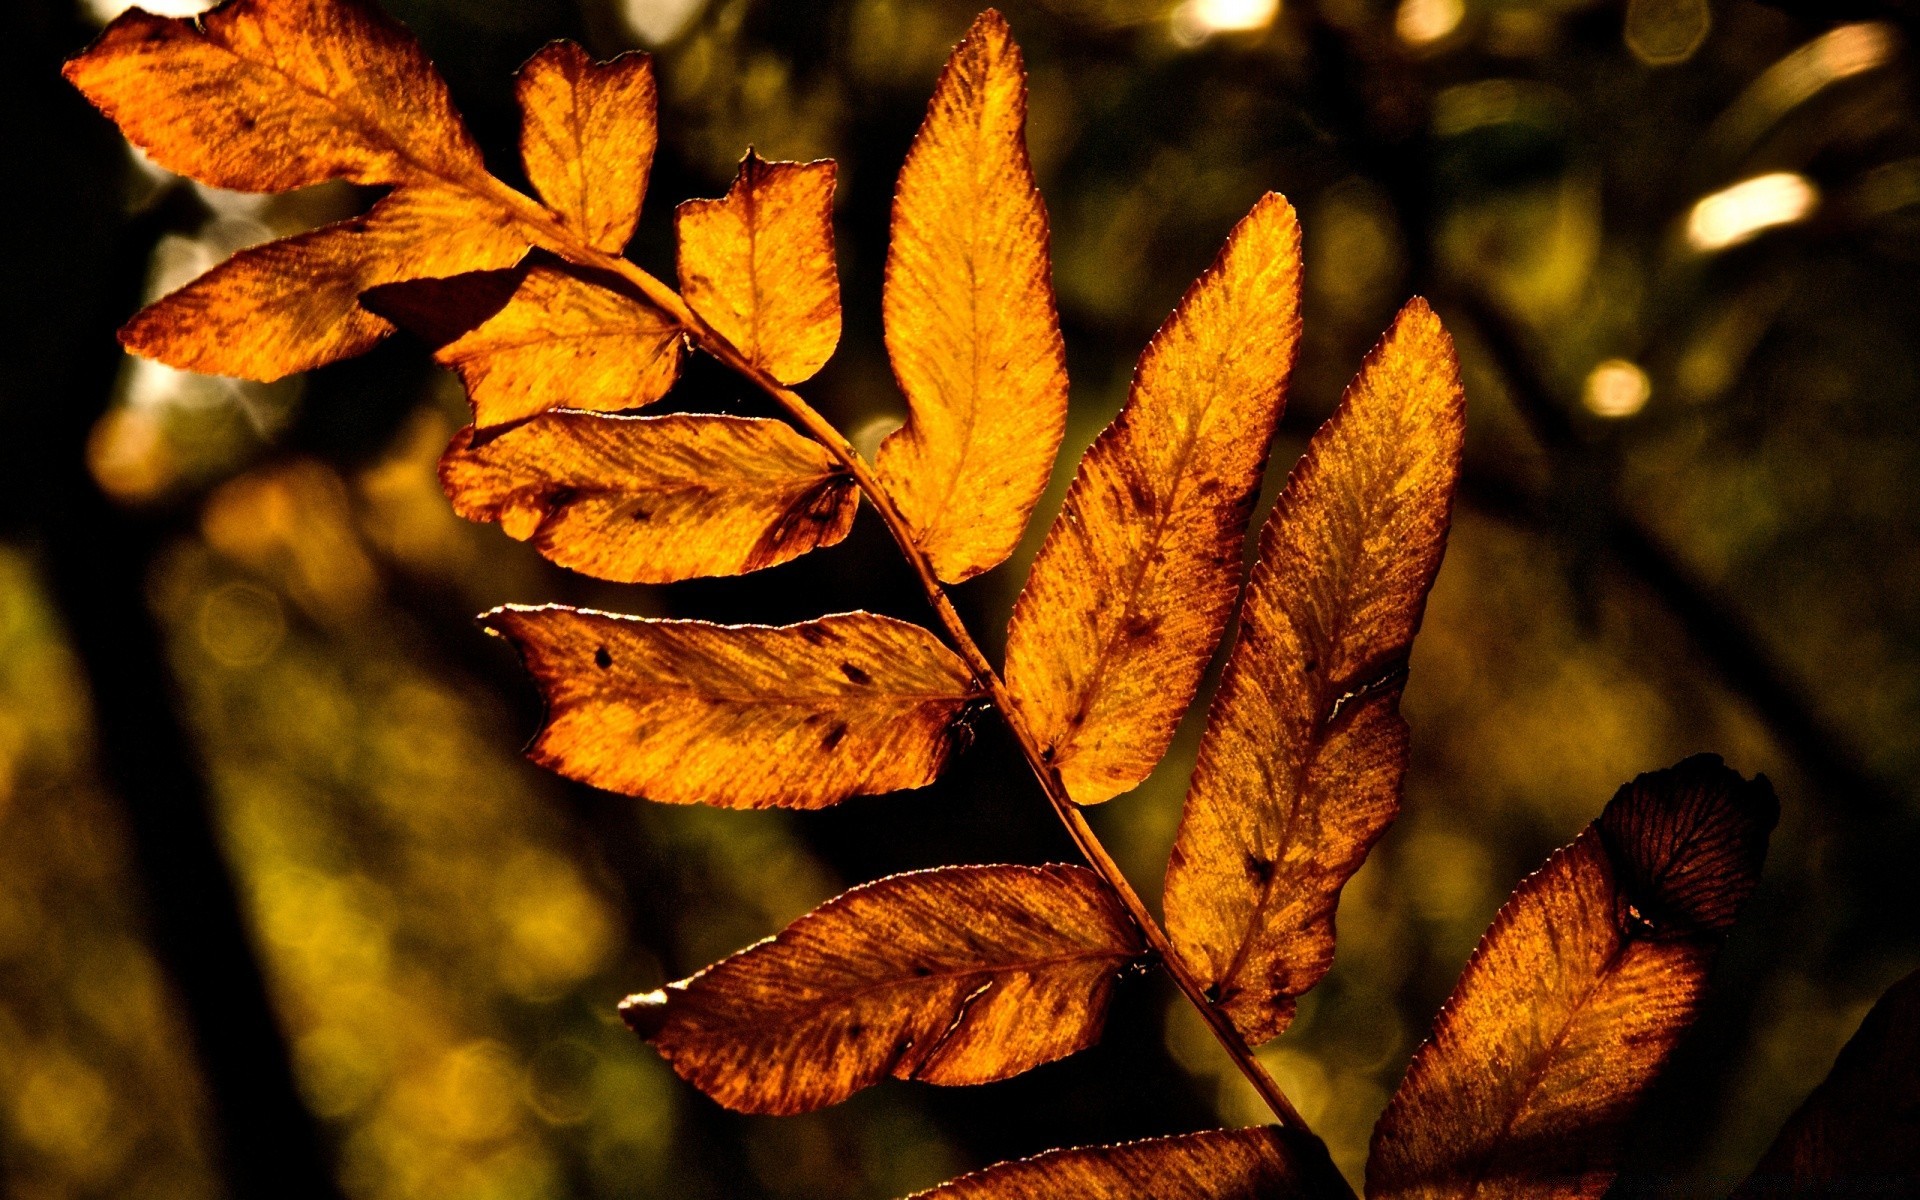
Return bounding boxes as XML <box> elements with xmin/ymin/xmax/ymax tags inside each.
<box><xmin>617</xmin><ymin>989</ymin><xmax>669</xmax><ymax>1039</ymax></box>
<box><xmin>1597</xmin><ymin>752</ymin><xmax>1778</xmax><ymax>938</ymax></box>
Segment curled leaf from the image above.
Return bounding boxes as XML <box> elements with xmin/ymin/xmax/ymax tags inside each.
<box><xmin>1164</xmin><ymin>299</ymin><xmax>1465</xmax><ymax>1046</ymax></box>
<box><xmin>623</xmin><ymin>864</ymin><xmax>1141</xmax><ymax>1114</ymax></box>
<box><xmin>367</xmin><ymin>262</ymin><xmax>682</xmax><ymax>428</ymax></box>
<box><xmin>1004</xmin><ymin>193</ymin><xmax>1303</xmax><ymax>804</ymax></box>
<box><xmin>122</xmin><ymin>186</ymin><xmax>528</xmax><ymax>382</ymax></box>
<box><xmin>1367</xmin><ymin>754</ymin><xmax>1778</xmax><ymax>1200</ymax></box>
<box><xmin>517</xmin><ymin>42</ymin><xmax>657</xmax><ymax>253</ymax></box>
<box><xmin>483</xmin><ymin>607</ymin><xmax>981</xmax><ymax>809</ymax></box>
<box><xmin>906</xmin><ymin>1127</ymin><xmax>1330</xmax><ymax>1199</ymax></box>
<box><xmin>1732</xmin><ymin>967</ymin><xmax>1920</xmax><ymax>1196</ymax></box>
<box><xmin>876</xmin><ymin>10</ymin><xmax>1069</xmax><ymax>584</ymax></box>
<box><xmin>678</xmin><ymin>153</ymin><xmax>842</xmax><ymax>385</ymax></box>
<box><xmin>62</xmin><ymin>0</ymin><xmax>483</xmax><ymax>192</ymax></box>
<box><xmin>441</xmin><ymin>412</ymin><xmax>857</xmax><ymax>583</ymax></box>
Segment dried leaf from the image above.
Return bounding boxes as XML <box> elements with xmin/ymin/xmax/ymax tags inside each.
<box><xmin>63</xmin><ymin>0</ymin><xmax>483</xmax><ymax>192</ymax></box>
<box><xmin>1733</xmin><ymin>967</ymin><xmax>1920</xmax><ymax>1196</ymax></box>
<box><xmin>369</xmin><ymin>262</ymin><xmax>682</xmax><ymax>428</ymax></box>
<box><xmin>875</xmin><ymin>10</ymin><xmax>1069</xmax><ymax>584</ymax></box>
<box><xmin>440</xmin><ymin>412</ymin><xmax>857</xmax><ymax>582</ymax></box>
<box><xmin>622</xmin><ymin>865</ymin><xmax>1141</xmax><ymax>1113</ymax></box>
<box><xmin>1163</xmin><ymin>299</ymin><xmax>1465</xmax><ymax>1045</ymax></box>
<box><xmin>482</xmin><ymin>607</ymin><xmax>981</xmax><ymax>808</ymax></box>
<box><xmin>1003</xmin><ymin>193</ymin><xmax>1302</xmax><ymax>804</ymax></box>
<box><xmin>906</xmin><ymin>1127</ymin><xmax>1328</xmax><ymax>1199</ymax></box>
<box><xmin>678</xmin><ymin>153</ymin><xmax>842</xmax><ymax>385</ymax></box>
<box><xmin>517</xmin><ymin>42</ymin><xmax>657</xmax><ymax>253</ymax></box>
<box><xmin>1367</xmin><ymin>755</ymin><xmax>1778</xmax><ymax>1200</ymax></box>
<box><xmin>123</xmin><ymin>187</ymin><xmax>527</xmax><ymax>383</ymax></box>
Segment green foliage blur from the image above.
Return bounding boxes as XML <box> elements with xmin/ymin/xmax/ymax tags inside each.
<box><xmin>4</xmin><ymin>0</ymin><xmax>1919</xmax><ymax>1197</ymax></box>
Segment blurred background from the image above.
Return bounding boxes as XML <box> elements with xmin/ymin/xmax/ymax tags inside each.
<box><xmin>5</xmin><ymin>0</ymin><xmax>1920</xmax><ymax>1196</ymax></box>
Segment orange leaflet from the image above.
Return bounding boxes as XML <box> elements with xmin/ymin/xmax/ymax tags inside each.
<box><xmin>440</xmin><ymin>412</ymin><xmax>857</xmax><ymax>583</ymax></box>
<box><xmin>366</xmin><ymin>262</ymin><xmax>683</xmax><ymax>428</ymax></box>
<box><xmin>1163</xmin><ymin>299</ymin><xmax>1465</xmax><ymax>1045</ymax></box>
<box><xmin>481</xmin><ymin>607</ymin><xmax>982</xmax><ymax>809</ymax></box>
<box><xmin>1003</xmin><ymin>194</ymin><xmax>1302</xmax><ymax>804</ymax></box>
<box><xmin>875</xmin><ymin>10</ymin><xmax>1069</xmax><ymax>584</ymax></box>
<box><xmin>64</xmin><ymin>0</ymin><xmax>535</xmax><ymax>381</ymax></box>
<box><xmin>517</xmin><ymin>42</ymin><xmax>657</xmax><ymax>253</ymax></box>
<box><xmin>1732</xmin><ymin>967</ymin><xmax>1920</xmax><ymax>1195</ymax></box>
<box><xmin>678</xmin><ymin>153</ymin><xmax>842</xmax><ymax>385</ymax></box>
<box><xmin>907</xmin><ymin>1127</ymin><xmax>1330</xmax><ymax>1199</ymax></box>
<box><xmin>1367</xmin><ymin>755</ymin><xmax>1777</xmax><ymax>1200</ymax></box>
<box><xmin>622</xmin><ymin>865</ymin><xmax>1142</xmax><ymax>1114</ymax></box>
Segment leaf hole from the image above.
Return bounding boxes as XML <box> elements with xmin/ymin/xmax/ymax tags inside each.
<box><xmin>593</xmin><ymin>646</ymin><xmax>613</xmax><ymax>669</ymax></box>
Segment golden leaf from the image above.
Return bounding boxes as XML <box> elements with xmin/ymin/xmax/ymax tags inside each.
<box><xmin>677</xmin><ymin>153</ymin><xmax>842</xmax><ymax>385</ymax></box>
<box><xmin>517</xmin><ymin>42</ymin><xmax>657</xmax><ymax>253</ymax></box>
<box><xmin>875</xmin><ymin>10</ymin><xmax>1069</xmax><ymax>584</ymax></box>
<box><xmin>621</xmin><ymin>865</ymin><xmax>1141</xmax><ymax>1114</ymax></box>
<box><xmin>368</xmin><ymin>263</ymin><xmax>683</xmax><ymax>428</ymax></box>
<box><xmin>1366</xmin><ymin>755</ymin><xmax>1777</xmax><ymax>1200</ymax></box>
<box><xmin>62</xmin><ymin>0</ymin><xmax>483</xmax><ymax>191</ymax></box>
<box><xmin>122</xmin><ymin>187</ymin><xmax>528</xmax><ymax>383</ymax></box>
<box><xmin>1733</xmin><ymin>967</ymin><xmax>1920</xmax><ymax>1195</ymax></box>
<box><xmin>481</xmin><ymin>607</ymin><xmax>982</xmax><ymax>809</ymax></box>
<box><xmin>1003</xmin><ymin>193</ymin><xmax>1303</xmax><ymax>804</ymax></box>
<box><xmin>907</xmin><ymin>1127</ymin><xmax>1328</xmax><ymax>1199</ymax></box>
<box><xmin>440</xmin><ymin>412</ymin><xmax>857</xmax><ymax>583</ymax></box>
<box><xmin>1162</xmin><ymin>299</ymin><xmax>1465</xmax><ymax>1045</ymax></box>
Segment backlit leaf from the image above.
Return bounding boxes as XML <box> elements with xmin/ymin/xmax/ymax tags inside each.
<box><xmin>122</xmin><ymin>187</ymin><xmax>528</xmax><ymax>383</ymax></box>
<box><xmin>1163</xmin><ymin>299</ymin><xmax>1465</xmax><ymax>1045</ymax></box>
<box><xmin>1367</xmin><ymin>755</ymin><xmax>1777</xmax><ymax>1200</ymax></box>
<box><xmin>678</xmin><ymin>153</ymin><xmax>842</xmax><ymax>385</ymax></box>
<box><xmin>622</xmin><ymin>864</ymin><xmax>1141</xmax><ymax>1113</ymax></box>
<box><xmin>517</xmin><ymin>42</ymin><xmax>657</xmax><ymax>253</ymax></box>
<box><xmin>63</xmin><ymin>0</ymin><xmax>483</xmax><ymax>192</ymax></box>
<box><xmin>875</xmin><ymin>10</ymin><xmax>1069</xmax><ymax>584</ymax></box>
<box><xmin>482</xmin><ymin>607</ymin><xmax>981</xmax><ymax>808</ymax></box>
<box><xmin>1732</xmin><ymin>967</ymin><xmax>1920</xmax><ymax>1196</ymax></box>
<box><xmin>440</xmin><ymin>411</ymin><xmax>857</xmax><ymax>583</ymax></box>
<box><xmin>1003</xmin><ymin>193</ymin><xmax>1302</xmax><ymax>804</ymax></box>
<box><xmin>906</xmin><ymin>1127</ymin><xmax>1329</xmax><ymax>1199</ymax></box>
<box><xmin>368</xmin><ymin>262</ymin><xmax>683</xmax><ymax>428</ymax></box>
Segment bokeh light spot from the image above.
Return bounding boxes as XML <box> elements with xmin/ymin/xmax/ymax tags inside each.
<box><xmin>1625</xmin><ymin>0</ymin><xmax>1712</xmax><ymax>66</ymax></box>
<box><xmin>1396</xmin><ymin>0</ymin><xmax>1464</xmax><ymax>49</ymax></box>
<box><xmin>1686</xmin><ymin>173</ymin><xmax>1819</xmax><ymax>252</ymax></box>
<box><xmin>1584</xmin><ymin>359</ymin><xmax>1653</xmax><ymax>419</ymax></box>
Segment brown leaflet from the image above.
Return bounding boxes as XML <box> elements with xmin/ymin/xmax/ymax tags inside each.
<box><xmin>440</xmin><ymin>411</ymin><xmax>857</xmax><ymax>583</ymax></box>
<box><xmin>677</xmin><ymin>153</ymin><xmax>843</xmax><ymax>385</ymax></box>
<box><xmin>621</xmin><ymin>864</ymin><xmax>1142</xmax><ymax>1114</ymax></box>
<box><xmin>367</xmin><ymin>261</ymin><xmax>683</xmax><ymax>428</ymax></box>
<box><xmin>1732</xmin><ymin>967</ymin><xmax>1920</xmax><ymax>1196</ymax></box>
<box><xmin>875</xmin><ymin>10</ymin><xmax>1070</xmax><ymax>584</ymax></box>
<box><xmin>1366</xmin><ymin>755</ymin><xmax>1777</xmax><ymax>1200</ymax></box>
<box><xmin>482</xmin><ymin>607</ymin><xmax>982</xmax><ymax>809</ymax></box>
<box><xmin>1003</xmin><ymin>193</ymin><xmax>1303</xmax><ymax>804</ymax></box>
<box><xmin>62</xmin><ymin>0</ymin><xmax>483</xmax><ymax>192</ymax></box>
<box><xmin>517</xmin><ymin>41</ymin><xmax>657</xmax><ymax>253</ymax></box>
<box><xmin>906</xmin><ymin>1127</ymin><xmax>1331</xmax><ymax>1199</ymax></box>
<box><xmin>121</xmin><ymin>186</ymin><xmax>529</xmax><ymax>383</ymax></box>
<box><xmin>1162</xmin><ymin>299</ymin><xmax>1465</xmax><ymax>1046</ymax></box>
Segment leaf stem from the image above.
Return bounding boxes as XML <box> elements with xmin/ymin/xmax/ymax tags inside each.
<box><xmin>483</xmin><ymin>180</ymin><xmax>1351</xmax><ymax>1194</ymax></box>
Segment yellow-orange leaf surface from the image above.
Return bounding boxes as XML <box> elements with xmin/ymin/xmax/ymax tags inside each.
<box><xmin>1367</xmin><ymin>755</ymin><xmax>1777</xmax><ymax>1200</ymax></box>
<box><xmin>907</xmin><ymin>1128</ymin><xmax>1324</xmax><ymax>1199</ymax></box>
<box><xmin>1163</xmin><ymin>299</ymin><xmax>1464</xmax><ymax>1045</ymax></box>
<box><xmin>678</xmin><ymin>153</ymin><xmax>842</xmax><ymax>385</ymax></box>
<box><xmin>875</xmin><ymin>11</ymin><xmax>1069</xmax><ymax>584</ymax></box>
<box><xmin>371</xmin><ymin>264</ymin><xmax>682</xmax><ymax>428</ymax></box>
<box><xmin>517</xmin><ymin>42</ymin><xmax>656</xmax><ymax>253</ymax></box>
<box><xmin>123</xmin><ymin>188</ymin><xmax>527</xmax><ymax>382</ymax></box>
<box><xmin>441</xmin><ymin>413</ymin><xmax>857</xmax><ymax>582</ymax></box>
<box><xmin>64</xmin><ymin>0</ymin><xmax>542</xmax><ymax>380</ymax></box>
<box><xmin>483</xmin><ymin>607</ymin><xmax>981</xmax><ymax>808</ymax></box>
<box><xmin>1003</xmin><ymin>193</ymin><xmax>1302</xmax><ymax>804</ymax></box>
<box><xmin>621</xmin><ymin>865</ymin><xmax>1140</xmax><ymax>1113</ymax></box>
<box><xmin>1733</xmin><ymin>967</ymin><xmax>1920</xmax><ymax>1196</ymax></box>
